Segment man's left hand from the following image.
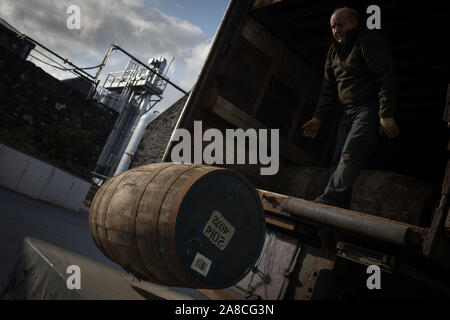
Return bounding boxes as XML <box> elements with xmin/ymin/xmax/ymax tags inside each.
<box><xmin>380</xmin><ymin>117</ymin><xmax>400</xmax><ymax>139</ymax></box>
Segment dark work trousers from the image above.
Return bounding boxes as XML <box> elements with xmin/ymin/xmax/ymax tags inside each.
<box><xmin>315</xmin><ymin>105</ymin><xmax>379</xmax><ymax>208</ymax></box>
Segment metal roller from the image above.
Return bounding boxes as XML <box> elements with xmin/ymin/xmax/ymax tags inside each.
<box><xmin>281</xmin><ymin>197</ymin><xmax>410</xmax><ymax>246</ymax></box>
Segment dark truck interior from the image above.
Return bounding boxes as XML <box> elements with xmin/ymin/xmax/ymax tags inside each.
<box><xmin>209</xmin><ymin>0</ymin><xmax>449</xmax><ymax>228</ymax></box>
<box><xmin>167</xmin><ymin>1</ymin><xmax>450</xmax><ymax>298</ymax></box>
<box><xmin>250</xmin><ymin>0</ymin><xmax>449</xmax><ymax>187</ymax></box>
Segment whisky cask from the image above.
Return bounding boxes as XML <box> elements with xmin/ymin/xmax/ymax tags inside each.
<box><xmin>89</xmin><ymin>162</ymin><xmax>265</xmax><ymax>288</ymax></box>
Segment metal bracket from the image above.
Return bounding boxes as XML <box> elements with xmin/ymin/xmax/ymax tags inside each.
<box><xmin>336</xmin><ymin>241</ymin><xmax>395</xmax><ymax>273</ymax></box>
<box><xmin>305</xmin><ymin>269</ymin><xmax>320</xmax><ymax>299</ymax></box>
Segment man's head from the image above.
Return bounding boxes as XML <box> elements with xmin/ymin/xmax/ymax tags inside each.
<box><xmin>330</xmin><ymin>7</ymin><xmax>359</xmax><ymax>44</ymax></box>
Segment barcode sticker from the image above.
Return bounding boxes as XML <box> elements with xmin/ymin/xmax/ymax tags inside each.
<box><xmin>191</xmin><ymin>252</ymin><xmax>212</xmax><ymax>277</ymax></box>
<box><xmin>202</xmin><ymin>210</ymin><xmax>236</xmax><ymax>250</ymax></box>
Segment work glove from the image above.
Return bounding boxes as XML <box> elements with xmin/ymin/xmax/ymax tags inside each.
<box><xmin>380</xmin><ymin>117</ymin><xmax>400</xmax><ymax>139</ymax></box>
<box><xmin>302</xmin><ymin>117</ymin><xmax>321</xmax><ymax>139</ymax></box>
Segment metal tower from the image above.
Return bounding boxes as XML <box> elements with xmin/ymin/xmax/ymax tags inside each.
<box><xmin>94</xmin><ymin>56</ymin><xmax>169</xmax><ymax>178</ymax></box>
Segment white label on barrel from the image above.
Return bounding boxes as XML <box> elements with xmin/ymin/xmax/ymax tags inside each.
<box><xmin>191</xmin><ymin>252</ymin><xmax>212</xmax><ymax>277</ymax></box>
<box><xmin>202</xmin><ymin>210</ymin><xmax>236</xmax><ymax>250</ymax></box>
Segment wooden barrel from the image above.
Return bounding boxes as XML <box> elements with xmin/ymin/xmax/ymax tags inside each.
<box><xmin>274</xmin><ymin>166</ymin><xmax>438</xmax><ymax>226</ymax></box>
<box><xmin>89</xmin><ymin>162</ymin><xmax>266</xmax><ymax>289</ymax></box>
<box><xmin>276</xmin><ymin>166</ymin><xmax>332</xmax><ymax>200</ymax></box>
<box><xmin>350</xmin><ymin>170</ymin><xmax>438</xmax><ymax>226</ymax></box>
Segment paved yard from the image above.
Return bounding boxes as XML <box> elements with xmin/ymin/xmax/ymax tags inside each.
<box><xmin>0</xmin><ymin>186</ymin><xmax>206</xmax><ymax>299</ymax></box>
<box><xmin>0</xmin><ymin>186</ymin><xmax>118</xmax><ymax>279</ymax></box>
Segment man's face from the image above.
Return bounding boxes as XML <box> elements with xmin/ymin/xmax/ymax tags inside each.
<box><xmin>330</xmin><ymin>10</ymin><xmax>357</xmax><ymax>44</ymax></box>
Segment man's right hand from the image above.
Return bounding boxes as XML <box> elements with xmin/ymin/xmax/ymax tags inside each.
<box><xmin>379</xmin><ymin>117</ymin><xmax>400</xmax><ymax>139</ymax></box>
<box><xmin>302</xmin><ymin>117</ymin><xmax>321</xmax><ymax>139</ymax></box>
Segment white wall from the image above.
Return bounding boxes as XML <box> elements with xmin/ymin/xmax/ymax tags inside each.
<box><xmin>0</xmin><ymin>144</ymin><xmax>91</xmax><ymax>212</ymax></box>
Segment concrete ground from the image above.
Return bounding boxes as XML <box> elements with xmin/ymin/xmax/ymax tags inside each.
<box><xmin>0</xmin><ymin>186</ymin><xmax>209</xmax><ymax>299</ymax></box>
<box><xmin>0</xmin><ymin>185</ymin><xmax>118</xmax><ymax>279</ymax></box>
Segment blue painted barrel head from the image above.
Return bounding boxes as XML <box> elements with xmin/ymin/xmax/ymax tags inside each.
<box><xmin>175</xmin><ymin>170</ymin><xmax>265</xmax><ymax>288</ymax></box>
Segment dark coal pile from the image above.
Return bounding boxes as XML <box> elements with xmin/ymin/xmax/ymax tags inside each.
<box><xmin>0</xmin><ymin>46</ymin><xmax>118</xmax><ymax>179</ymax></box>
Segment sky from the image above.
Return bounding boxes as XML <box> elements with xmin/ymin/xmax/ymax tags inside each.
<box><xmin>0</xmin><ymin>0</ymin><xmax>230</xmax><ymax>112</ymax></box>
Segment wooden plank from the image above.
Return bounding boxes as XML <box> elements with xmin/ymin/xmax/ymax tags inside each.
<box><xmin>441</xmin><ymin>159</ymin><xmax>450</xmax><ymax>238</ymax></box>
<box><xmin>250</xmin><ymin>63</ymin><xmax>277</xmax><ymax>117</ymax></box>
<box><xmin>197</xmin><ymin>289</ymin><xmax>241</xmax><ymax>300</ymax></box>
<box><xmin>442</xmin><ymin>160</ymin><xmax>450</xmax><ymax>195</ymax></box>
<box><xmin>217</xmin><ymin>95</ymin><xmax>261</xmax><ymax>126</ymax></box>
<box><xmin>257</xmin><ymin>189</ymin><xmax>287</xmax><ymax>214</ymax></box>
<box><xmin>240</xmin><ymin>17</ymin><xmax>320</xmax><ymax>94</ymax></box>
<box><xmin>265</xmin><ymin>215</ymin><xmax>296</xmax><ymax>231</ymax></box>
<box><xmin>288</xmin><ymin>96</ymin><xmax>307</xmax><ymax>140</ymax></box>
<box><xmin>443</xmin><ymin>83</ymin><xmax>450</xmax><ymax>122</ymax></box>
<box><xmin>252</xmin><ymin>0</ymin><xmax>284</xmax><ymax>10</ymax></box>
<box><xmin>213</xmin><ymin>96</ymin><xmax>318</xmax><ymax>166</ymax></box>
<box><xmin>445</xmin><ymin>208</ymin><xmax>450</xmax><ymax>238</ymax></box>
<box><xmin>218</xmin><ymin>34</ymin><xmax>272</xmax><ymax>114</ymax></box>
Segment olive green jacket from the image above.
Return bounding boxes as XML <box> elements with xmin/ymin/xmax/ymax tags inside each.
<box><xmin>314</xmin><ymin>27</ymin><xmax>397</xmax><ymax>120</ymax></box>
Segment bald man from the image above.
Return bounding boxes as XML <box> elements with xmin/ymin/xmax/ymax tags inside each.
<box><xmin>302</xmin><ymin>7</ymin><xmax>399</xmax><ymax>208</ymax></box>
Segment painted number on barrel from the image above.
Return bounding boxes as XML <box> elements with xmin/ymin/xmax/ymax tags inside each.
<box><xmin>202</xmin><ymin>210</ymin><xmax>235</xmax><ymax>250</ymax></box>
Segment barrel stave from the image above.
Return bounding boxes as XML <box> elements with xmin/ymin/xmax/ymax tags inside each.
<box><xmin>135</xmin><ymin>164</ymin><xmax>193</xmax><ymax>285</ymax></box>
<box><xmin>158</xmin><ymin>166</ymin><xmax>219</xmax><ymax>287</ymax></box>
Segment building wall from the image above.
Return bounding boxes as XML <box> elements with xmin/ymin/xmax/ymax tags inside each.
<box><xmin>0</xmin><ymin>144</ymin><xmax>91</xmax><ymax>212</ymax></box>
<box><xmin>0</xmin><ymin>45</ymin><xmax>117</xmax><ymax>179</ymax></box>
<box><xmin>131</xmin><ymin>95</ymin><xmax>187</xmax><ymax>168</ymax></box>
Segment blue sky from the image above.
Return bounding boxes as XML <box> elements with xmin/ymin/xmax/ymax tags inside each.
<box><xmin>0</xmin><ymin>0</ymin><xmax>230</xmax><ymax>112</ymax></box>
<box><xmin>145</xmin><ymin>0</ymin><xmax>229</xmax><ymax>38</ymax></box>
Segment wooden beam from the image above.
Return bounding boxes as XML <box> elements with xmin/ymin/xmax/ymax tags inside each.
<box><xmin>240</xmin><ymin>17</ymin><xmax>320</xmax><ymax>93</ymax></box>
<box><xmin>287</xmin><ymin>96</ymin><xmax>307</xmax><ymax>141</ymax></box>
<box><xmin>265</xmin><ymin>215</ymin><xmax>296</xmax><ymax>231</ymax></box>
<box><xmin>445</xmin><ymin>208</ymin><xmax>450</xmax><ymax>238</ymax></box>
<box><xmin>213</xmin><ymin>96</ymin><xmax>318</xmax><ymax>166</ymax></box>
<box><xmin>257</xmin><ymin>189</ymin><xmax>288</xmax><ymax>215</ymax></box>
<box><xmin>252</xmin><ymin>0</ymin><xmax>284</xmax><ymax>10</ymax></box>
<box><xmin>444</xmin><ymin>84</ymin><xmax>450</xmax><ymax>122</ymax></box>
<box><xmin>250</xmin><ymin>62</ymin><xmax>277</xmax><ymax>118</ymax></box>
<box><xmin>197</xmin><ymin>289</ymin><xmax>241</xmax><ymax>300</ymax></box>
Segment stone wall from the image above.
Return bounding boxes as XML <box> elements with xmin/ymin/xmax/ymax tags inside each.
<box><xmin>0</xmin><ymin>46</ymin><xmax>117</xmax><ymax>179</ymax></box>
<box><xmin>131</xmin><ymin>94</ymin><xmax>187</xmax><ymax>168</ymax></box>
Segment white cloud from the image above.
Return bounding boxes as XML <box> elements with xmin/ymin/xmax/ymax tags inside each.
<box><xmin>0</xmin><ymin>0</ymin><xmax>214</xmax><ymax>109</ymax></box>
<box><xmin>182</xmin><ymin>41</ymin><xmax>212</xmax><ymax>85</ymax></box>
